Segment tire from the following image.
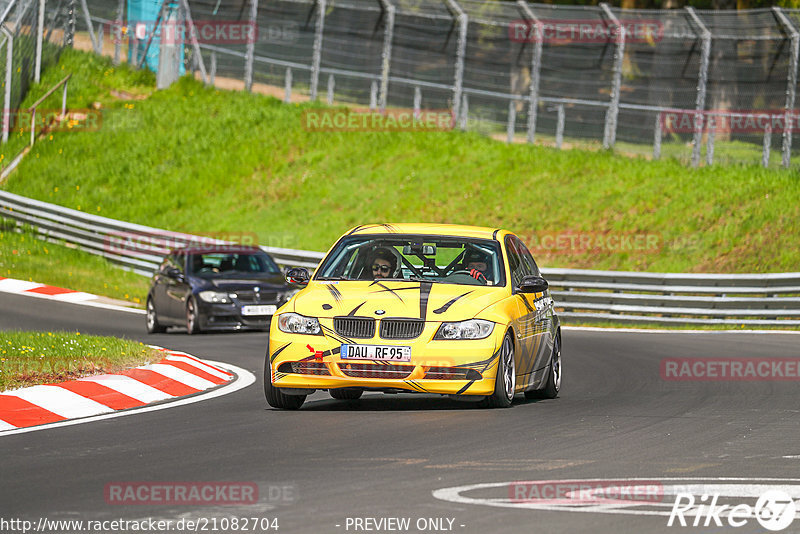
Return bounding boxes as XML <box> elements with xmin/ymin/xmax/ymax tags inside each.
<box><xmin>482</xmin><ymin>332</ymin><xmax>515</xmax><ymax>408</ymax></box>
<box><xmin>329</xmin><ymin>388</ymin><xmax>363</xmax><ymax>400</ymax></box>
<box><xmin>525</xmin><ymin>335</ymin><xmax>561</xmax><ymax>400</ymax></box>
<box><xmin>145</xmin><ymin>298</ymin><xmax>166</xmax><ymax>334</ymax></box>
<box><xmin>263</xmin><ymin>361</ymin><xmax>306</xmax><ymax>409</ymax></box>
<box><xmin>185</xmin><ymin>297</ymin><xmax>201</xmax><ymax>335</ymax></box>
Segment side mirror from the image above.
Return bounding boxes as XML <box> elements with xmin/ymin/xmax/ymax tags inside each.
<box><xmin>518</xmin><ymin>275</ymin><xmax>548</xmax><ymax>294</ymax></box>
<box><xmin>165</xmin><ymin>267</ymin><xmax>184</xmax><ymax>280</ymax></box>
<box><xmin>286</xmin><ymin>267</ymin><xmax>310</xmax><ymax>286</ymax></box>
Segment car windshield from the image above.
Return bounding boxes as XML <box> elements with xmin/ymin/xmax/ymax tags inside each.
<box><xmin>187</xmin><ymin>251</ymin><xmax>280</xmax><ymax>278</ymax></box>
<box><xmin>315</xmin><ymin>235</ymin><xmax>506</xmax><ymax>286</ymax></box>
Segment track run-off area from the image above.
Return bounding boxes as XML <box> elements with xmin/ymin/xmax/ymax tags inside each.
<box><xmin>2</xmin><ymin>291</ymin><xmax>800</xmax><ymax>534</ymax></box>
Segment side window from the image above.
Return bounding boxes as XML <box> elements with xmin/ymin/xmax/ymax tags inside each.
<box><xmin>504</xmin><ymin>236</ymin><xmax>525</xmax><ymax>288</ymax></box>
<box><xmin>514</xmin><ymin>237</ymin><xmax>541</xmax><ymax>277</ymax></box>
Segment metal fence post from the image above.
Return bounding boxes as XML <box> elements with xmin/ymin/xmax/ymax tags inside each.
<box><xmin>370</xmin><ymin>81</ymin><xmax>377</xmax><ymax>110</ymax></box>
<box><xmin>35</xmin><ymin>0</ymin><xmax>45</xmax><ymax>83</ymax></box>
<box><xmin>600</xmin><ymin>3</ymin><xmax>624</xmax><ymax>150</ymax></box>
<box><xmin>763</xmin><ymin>122</ymin><xmax>772</xmax><ymax>168</ymax></box>
<box><xmin>556</xmin><ymin>104</ymin><xmax>565</xmax><ymax>149</ymax></box>
<box><xmin>413</xmin><ymin>86</ymin><xmax>421</xmax><ymax>117</ymax></box>
<box><xmin>516</xmin><ymin>1</ymin><xmax>542</xmax><ymax>144</ymax></box>
<box><xmin>377</xmin><ymin>0</ymin><xmax>394</xmax><ymax>111</ymax></box>
<box><xmin>686</xmin><ymin>7</ymin><xmax>711</xmax><ymax>168</ymax></box>
<box><xmin>706</xmin><ymin>128</ymin><xmax>715</xmax><ymax>166</ymax></box>
<box><xmin>653</xmin><ymin>113</ymin><xmax>662</xmax><ymax>160</ymax></box>
<box><xmin>1</xmin><ymin>28</ymin><xmax>12</xmax><ymax>144</ymax></box>
<box><xmin>244</xmin><ymin>0</ymin><xmax>258</xmax><ymax>92</ymax></box>
<box><xmin>79</xmin><ymin>0</ymin><xmax>99</xmax><ymax>54</ymax></box>
<box><xmin>773</xmin><ymin>7</ymin><xmax>798</xmax><ymax>169</ymax></box>
<box><xmin>459</xmin><ymin>94</ymin><xmax>468</xmax><ymax>130</ymax></box>
<box><xmin>180</xmin><ymin>0</ymin><xmax>208</xmax><ymax>83</ymax></box>
<box><xmin>210</xmin><ymin>50</ymin><xmax>216</xmax><ymax>84</ymax></box>
<box><xmin>65</xmin><ymin>0</ymin><xmax>76</xmax><ymax>47</ymax></box>
<box><xmin>507</xmin><ymin>100</ymin><xmax>516</xmax><ymax>143</ymax></box>
<box><xmin>284</xmin><ymin>68</ymin><xmax>292</xmax><ymax>103</ymax></box>
<box><xmin>327</xmin><ymin>74</ymin><xmax>334</xmax><ymax>104</ymax></box>
<box><xmin>444</xmin><ymin>0</ymin><xmax>467</xmax><ymax>122</ymax></box>
<box><xmin>114</xmin><ymin>0</ymin><xmax>124</xmax><ymax>65</ymax></box>
<box><xmin>309</xmin><ymin>0</ymin><xmax>326</xmax><ymax>100</ymax></box>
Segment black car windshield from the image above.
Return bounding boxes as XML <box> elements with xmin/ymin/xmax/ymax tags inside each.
<box><xmin>187</xmin><ymin>251</ymin><xmax>280</xmax><ymax>278</ymax></box>
<box><xmin>316</xmin><ymin>235</ymin><xmax>506</xmax><ymax>286</ymax></box>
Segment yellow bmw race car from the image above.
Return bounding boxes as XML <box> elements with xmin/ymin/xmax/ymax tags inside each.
<box><xmin>264</xmin><ymin>223</ymin><xmax>561</xmax><ymax>409</ymax></box>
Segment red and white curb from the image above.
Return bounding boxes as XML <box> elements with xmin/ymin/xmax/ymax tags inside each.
<box><xmin>0</xmin><ymin>277</ymin><xmax>143</xmax><ymax>314</ymax></box>
<box><xmin>0</xmin><ymin>347</ymin><xmax>253</xmax><ymax>435</ymax></box>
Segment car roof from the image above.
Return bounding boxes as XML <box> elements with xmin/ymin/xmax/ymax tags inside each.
<box><xmin>171</xmin><ymin>244</ymin><xmax>264</xmax><ymax>255</ymax></box>
<box><xmin>345</xmin><ymin>223</ymin><xmax>506</xmax><ymax>240</ymax></box>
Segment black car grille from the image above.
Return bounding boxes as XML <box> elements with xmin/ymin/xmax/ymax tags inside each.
<box><xmin>235</xmin><ymin>290</ymin><xmax>278</xmax><ymax>304</ymax></box>
<box><xmin>424</xmin><ymin>367</ymin><xmax>483</xmax><ymax>380</ymax></box>
<box><xmin>277</xmin><ymin>361</ymin><xmax>330</xmax><ymax>375</ymax></box>
<box><xmin>339</xmin><ymin>363</ymin><xmax>415</xmax><ymax>379</ymax></box>
<box><xmin>334</xmin><ymin>317</ymin><xmax>375</xmax><ymax>339</ymax></box>
<box><xmin>379</xmin><ymin>319</ymin><xmax>424</xmax><ymax>340</ymax></box>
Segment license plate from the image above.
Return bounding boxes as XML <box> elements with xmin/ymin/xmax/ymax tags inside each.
<box><xmin>340</xmin><ymin>344</ymin><xmax>411</xmax><ymax>362</ymax></box>
<box><xmin>241</xmin><ymin>304</ymin><xmax>277</xmax><ymax>316</ymax></box>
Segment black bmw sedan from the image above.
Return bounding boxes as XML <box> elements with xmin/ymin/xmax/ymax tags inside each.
<box><xmin>146</xmin><ymin>245</ymin><xmax>297</xmax><ymax>334</ymax></box>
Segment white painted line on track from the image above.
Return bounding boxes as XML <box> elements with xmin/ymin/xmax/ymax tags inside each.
<box><xmin>563</xmin><ymin>326</ymin><xmax>800</xmax><ymax>335</ymax></box>
<box><xmin>78</xmin><ymin>374</ymin><xmax>173</xmax><ymax>403</ymax></box>
<box><xmin>7</xmin><ymin>385</ymin><xmax>114</xmax><ymax>418</ymax></box>
<box><xmin>0</xmin><ymin>279</ymin><xmax>43</xmax><ymax>292</ymax></box>
<box><xmin>0</xmin><ymin>360</ymin><xmax>255</xmax><ymax>436</ymax></box>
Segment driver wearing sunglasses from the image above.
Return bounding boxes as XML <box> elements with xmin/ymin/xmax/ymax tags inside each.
<box><xmin>367</xmin><ymin>247</ymin><xmax>397</xmax><ymax>279</ymax></box>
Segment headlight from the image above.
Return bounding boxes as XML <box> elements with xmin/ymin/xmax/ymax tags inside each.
<box><xmin>198</xmin><ymin>290</ymin><xmax>233</xmax><ymax>303</ymax></box>
<box><xmin>278</xmin><ymin>312</ymin><xmax>322</xmax><ymax>335</ymax></box>
<box><xmin>434</xmin><ymin>319</ymin><xmax>494</xmax><ymax>340</ymax></box>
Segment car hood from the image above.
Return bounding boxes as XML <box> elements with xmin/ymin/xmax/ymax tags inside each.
<box><xmin>200</xmin><ymin>274</ymin><xmax>287</xmax><ymax>292</ymax></box>
<box><xmin>292</xmin><ymin>280</ymin><xmax>509</xmax><ymax>321</ymax></box>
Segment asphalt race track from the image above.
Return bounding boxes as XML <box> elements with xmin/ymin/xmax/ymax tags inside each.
<box><xmin>2</xmin><ymin>291</ymin><xmax>800</xmax><ymax>534</ymax></box>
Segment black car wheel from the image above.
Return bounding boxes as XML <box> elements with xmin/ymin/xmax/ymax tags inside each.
<box><xmin>525</xmin><ymin>335</ymin><xmax>561</xmax><ymax>400</ymax></box>
<box><xmin>146</xmin><ymin>298</ymin><xmax>166</xmax><ymax>334</ymax></box>
<box><xmin>186</xmin><ymin>297</ymin><xmax>201</xmax><ymax>335</ymax></box>
<box><xmin>482</xmin><ymin>332</ymin><xmax>515</xmax><ymax>408</ymax></box>
<box><xmin>329</xmin><ymin>388</ymin><xmax>363</xmax><ymax>400</ymax></box>
<box><xmin>263</xmin><ymin>362</ymin><xmax>306</xmax><ymax>409</ymax></box>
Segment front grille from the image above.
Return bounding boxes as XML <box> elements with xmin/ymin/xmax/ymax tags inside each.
<box><xmin>424</xmin><ymin>367</ymin><xmax>483</xmax><ymax>380</ymax></box>
<box><xmin>339</xmin><ymin>363</ymin><xmax>415</xmax><ymax>379</ymax></box>
<box><xmin>279</xmin><ymin>361</ymin><xmax>330</xmax><ymax>375</ymax></box>
<box><xmin>334</xmin><ymin>317</ymin><xmax>375</xmax><ymax>338</ymax></box>
<box><xmin>380</xmin><ymin>319</ymin><xmax>425</xmax><ymax>340</ymax></box>
<box><xmin>235</xmin><ymin>290</ymin><xmax>277</xmax><ymax>304</ymax></box>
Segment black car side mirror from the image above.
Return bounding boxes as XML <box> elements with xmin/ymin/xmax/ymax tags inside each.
<box><xmin>518</xmin><ymin>275</ymin><xmax>548</xmax><ymax>294</ymax></box>
<box><xmin>286</xmin><ymin>267</ymin><xmax>310</xmax><ymax>286</ymax></box>
<box><xmin>165</xmin><ymin>267</ymin><xmax>184</xmax><ymax>281</ymax></box>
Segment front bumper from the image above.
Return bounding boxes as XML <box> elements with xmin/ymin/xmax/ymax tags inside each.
<box><xmin>197</xmin><ymin>301</ymin><xmax>279</xmax><ymax>330</ymax></box>
<box><xmin>268</xmin><ymin>318</ymin><xmax>504</xmax><ymax>397</ymax></box>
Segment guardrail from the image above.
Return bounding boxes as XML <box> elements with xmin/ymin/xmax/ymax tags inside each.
<box><xmin>1</xmin><ymin>189</ymin><xmax>798</xmax><ymax>327</ymax></box>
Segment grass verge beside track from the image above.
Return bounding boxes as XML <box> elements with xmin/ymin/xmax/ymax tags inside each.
<box><xmin>0</xmin><ymin>330</ymin><xmax>158</xmax><ymax>392</ymax></box>
<box><xmin>0</xmin><ymin>226</ymin><xmax>148</xmax><ymax>305</ymax></box>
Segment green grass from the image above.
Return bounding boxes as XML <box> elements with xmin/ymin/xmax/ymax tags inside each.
<box><xmin>2</xmin><ymin>48</ymin><xmax>800</xmax><ymax>280</ymax></box>
<box><xmin>0</xmin><ymin>225</ymin><xmax>149</xmax><ymax>305</ymax></box>
<box><xmin>0</xmin><ymin>330</ymin><xmax>158</xmax><ymax>392</ymax></box>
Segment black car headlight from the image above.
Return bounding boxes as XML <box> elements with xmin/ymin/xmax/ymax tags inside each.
<box><xmin>277</xmin><ymin>312</ymin><xmax>322</xmax><ymax>335</ymax></box>
<box><xmin>198</xmin><ymin>290</ymin><xmax>234</xmax><ymax>304</ymax></box>
<box><xmin>434</xmin><ymin>319</ymin><xmax>494</xmax><ymax>340</ymax></box>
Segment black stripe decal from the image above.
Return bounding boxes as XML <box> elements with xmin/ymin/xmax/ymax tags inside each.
<box><xmin>520</xmin><ymin>294</ymin><xmax>534</xmax><ymax>313</ymax></box>
<box><xmin>347</xmin><ymin>301</ymin><xmax>366</xmax><ymax>316</ymax></box>
<box><xmin>419</xmin><ymin>281</ymin><xmax>433</xmax><ymax>320</ymax></box>
<box><xmin>432</xmin><ymin>291</ymin><xmax>473</xmax><ymax>314</ymax></box>
<box><xmin>369</xmin><ymin>281</ymin><xmax>406</xmax><ymax>302</ymax></box>
<box><xmin>321</xmin><ymin>324</ymin><xmax>355</xmax><ymax>345</ymax></box>
<box><xmin>326</xmin><ymin>284</ymin><xmax>342</xmax><ymax>302</ymax></box>
<box><xmin>455</xmin><ymin>380</ymin><xmax>476</xmax><ymax>395</ymax></box>
<box><xmin>270</xmin><ymin>343</ymin><xmax>291</xmax><ymax>363</ymax></box>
